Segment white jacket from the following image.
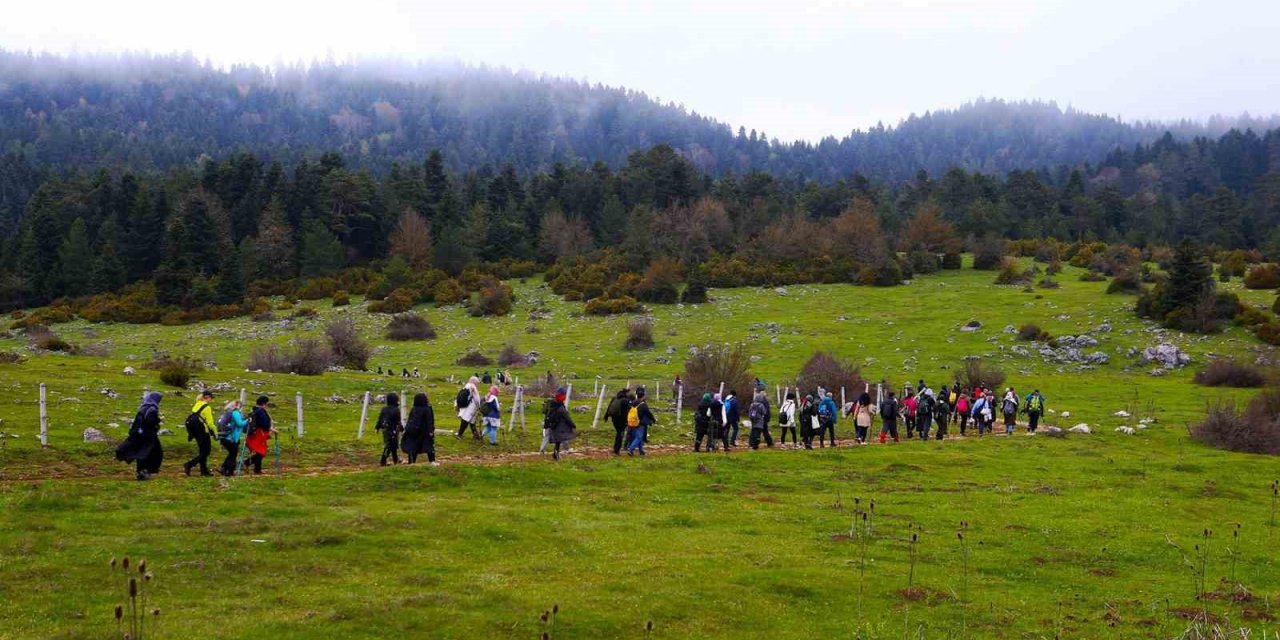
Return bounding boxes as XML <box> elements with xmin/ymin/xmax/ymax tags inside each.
<box><xmin>458</xmin><ymin>383</ymin><xmax>482</xmax><ymax>423</ymax></box>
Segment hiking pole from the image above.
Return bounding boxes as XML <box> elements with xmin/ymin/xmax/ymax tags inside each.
<box><xmin>274</xmin><ymin>430</ymin><xmax>283</xmax><ymax>476</ymax></box>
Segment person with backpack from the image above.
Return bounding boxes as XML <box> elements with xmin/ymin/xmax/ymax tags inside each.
<box><xmin>604</xmin><ymin>389</ymin><xmax>632</xmax><ymax>455</ymax></box>
<box><xmin>711</xmin><ymin>393</ymin><xmax>728</xmax><ymax>451</ymax></box>
<box><xmin>116</xmin><ymin>391</ymin><xmax>164</xmax><ymax>480</ymax></box>
<box><xmin>455</xmin><ymin>376</ymin><xmax>481</xmax><ymax>439</ymax></box>
<box><xmin>694</xmin><ymin>392</ymin><xmax>715</xmax><ymax>452</ymax></box>
<box><xmin>850</xmin><ymin>391</ymin><xmax>873</xmax><ymax>445</ymax></box>
<box><xmin>375</xmin><ymin>393</ymin><xmax>402</xmax><ymax>466</ymax></box>
<box><xmin>878</xmin><ymin>390</ymin><xmax>900</xmax><ymax>444</ymax></box>
<box><xmin>723</xmin><ymin>390</ymin><xmax>741</xmax><ymax>447</ymax></box>
<box><xmin>626</xmin><ymin>388</ymin><xmax>655</xmax><ymax>456</ymax></box>
<box><xmin>748</xmin><ymin>390</ymin><xmax>773</xmax><ymax>449</ymax></box>
<box><xmin>777</xmin><ymin>391</ymin><xmax>798</xmax><ymax>447</ymax></box>
<box><xmin>544</xmin><ymin>387</ymin><xmax>576</xmax><ymax>460</ymax></box>
<box><xmin>971</xmin><ymin>392</ymin><xmax>991</xmax><ymax>435</ymax></box>
<box><xmin>901</xmin><ymin>390</ymin><xmax>918</xmax><ymax>439</ymax></box>
<box><xmin>182</xmin><ymin>390</ymin><xmax>217</xmax><ymax>477</ymax></box>
<box><xmin>1023</xmin><ymin>389</ymin><xmax>1046</xmax><ymax>433</ymax></box>
<box><xmin>481</xmin><ymin>370</ymin><xmax>493</xmax><ymax>385</ymax></box>
<box><xmin>481</xmin><ymin>385</ymin><xmax>502</xmax><ymax>445</ymax></box>
<box><xmin>241</xmin><ymin>396</ymin><xmax>275</xmax><ymax>474</ymax></box>
<box><xmin>933</xmin><ymin>393</ymin><xmax>952</xmax><ymax>440</ymax></box>
<box><xmin>818</xmin><ymin>391</ymin><xmax>838</xmax><ymax>447</ymax></box>
<box><xmin>1001</xmin><ymin>387</ymin><xmax>1019</xmax><ymax>434</ymax></box>
<box><xmin>216</xmin><ymin>400</ymin><xmax>250</xmax><ymax>476</ymax></box>
<box><xmin>915</xmin><ymin>389</ymin><xmax>936</xmax><ymax>440</ymax></box>
<box><xmin>955</xmin><ymin>393</ymin><xmax>971</xmax><ymax>436</ymax></box>
<box><xmin>402</xmin><ymin>392</ymin><xmax>437</xmax><ymax>465</ymax></box>
<box><xmin>798</xmin><ymin>394</ymin><xmax>818</xmax><ymax>450</ymax></box>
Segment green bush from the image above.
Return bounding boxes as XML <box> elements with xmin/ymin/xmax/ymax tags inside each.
<box><xmin>332</xmin><ymin>290</ymin><xmax>350</xmax><ymax>307</ymax></box>
<box><xmin>369</xmin><ymin>288</ymin><xmax>415</xmax><ymax>314</ymax></box>
<box><xmin>159</xmin><ymin>366</ymin><xmax>191</xmax><ymax>388</ymax></box>
<box><xmin>432</xmin><ymin>279</ymin><xmax>467</xmax><ymax>306</ymax></box>
<box><xmin>585</xmin><ymin>295</ymin><xmax>642</xmax><ymax>315</ymax></box>
<box><xmin>468</xmin><ymin>277</ymin><xmax>514</xmax><ymax>317</ymax></box>
<box><xmin>1243</xmin><ymin>264</ymin><xmax>1280</xmax><ymax>289</ymax></box>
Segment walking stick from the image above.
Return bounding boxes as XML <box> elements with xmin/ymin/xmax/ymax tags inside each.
<box><xmin>274</xmin><ymin>431</ymin><xmax>282</xmax><ymax>476</ymax></box>
<box><xmin>234</xmin><ymin>431</ymin><xmax>249</xmax><ymax>476</ymax></box>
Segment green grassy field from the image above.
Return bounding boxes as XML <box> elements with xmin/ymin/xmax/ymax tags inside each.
<box><xmin>2</xmin><ymin>260</ymin><xmax>1279</xmax><ymax>639</ymax></box>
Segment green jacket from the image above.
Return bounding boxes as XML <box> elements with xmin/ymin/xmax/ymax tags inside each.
<box><xmin>190</xmin><ymin>400</ymin><xmax>217</xmax><ymax>437</ymax></box>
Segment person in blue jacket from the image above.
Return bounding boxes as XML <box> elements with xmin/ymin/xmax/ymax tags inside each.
<box><xmin>818</xmin><ymin>391</ymin><xmax>839</xmax><ymax>448</ymax></box>
<box><xmin>216</xmin><ymin>400</ymin><xmax>250</xmax><ymax>476</ymax></box>
<box><xmin>723</xmin><ymin>390</ymin><xmax>741</xmax><ymax>447</ymax></box>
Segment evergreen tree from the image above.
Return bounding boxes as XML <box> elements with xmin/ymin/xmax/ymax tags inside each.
<box><xmin>1160</xmin><ymin>240</ymin><xmax>1214</xmax><ymax>314</ymax></box>
<box><xmin>681</xmin><ymin>264</ymin><xmax>710</xmax><ymax>303</ymax></box>
<box><xmin>55</xmin><ymin>218</ymin><xmax>93</xmax><ymax>297</ymax></box>
<box><xmin>433</xmin><ymin>226</ymin><xmax>473</xmax><ymax>276</ymax></box>
<box><xmin>90</xmin><ymin>245</ymin><xmax>127</xmax><ymax>294</ymax></box>
<box><xmin>253</xmin><ymin>200</ymin><xmax>297</xmax><ymax>280</ymax></box>
<box><xmin>298</xmin><ymin>221</ymin><xmax>345</xmax><ymax>277</ymax></box>
<box><xmin>215</xmin><ymin>245</ymin><xmax>245</xmax><ymax>304</ymax></box>
<box><xmin>127</xmin><ymin>188</ymin><xmax>168</xmax><ymax>282</ymax></box>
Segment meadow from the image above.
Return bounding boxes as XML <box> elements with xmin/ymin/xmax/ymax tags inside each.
<box><xmin>1</xmin><ymin>260</ymin><xmax>1278</xmax><ymax>639</ymax></box>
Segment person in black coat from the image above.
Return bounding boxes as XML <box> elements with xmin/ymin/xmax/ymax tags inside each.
<box><xmin>693</xmin><ymin>392</ymin><xmax>715</xmax><ymax>452</ymax></box>
<box><xmin>545</xmin><ymin>387</ymin><xmax>576</xmax><ymax>461</ymax></box>
<box><xmin>375</xmin><ymin>393</ymin><xmax>402</xmax><ymax>466</ymax></box>
<box><xmin>603</xmin><ymin>389</ymin><xmax>632</xmax><ymax>455</ymax></box>
<box><xmin>401</xmin><ymin>392</ymin><xmax>437</xmax><ymax>465</ymax></box>
<box><xmin>116</xmin><ymin>392</ymin><xmax>164</xmax><ymax>480</ymax></box>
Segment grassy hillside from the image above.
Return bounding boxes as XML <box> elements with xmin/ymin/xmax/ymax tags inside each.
<box><xmin>1</xmin><ymin>260</ymin><xmax>1278</xmax><ymax>638</ymax></box>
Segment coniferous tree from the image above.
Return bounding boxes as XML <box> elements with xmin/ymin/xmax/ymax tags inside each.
<box><xmin>54</xmin><ymin>218</ymin><xmax>93</xmax><ymax>297</ymax></box>
<box><xmin>298</xmin><ymin>221</ymin><xmax>345</xmax><ymax>277</ymax></box>
<box><xmin>252</xmin><ymin>200</ymin><xmax>297</xmax><ymax>280</ymax></box>
<box><xmin>215</xmin><ymin>245</ymin><xmax>245</xmax><ymax>304</ymax></box>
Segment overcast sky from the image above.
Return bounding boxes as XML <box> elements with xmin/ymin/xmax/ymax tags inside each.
<box><xmin>2</xmin><ymin>0</ymin><xmax>1276</xmax><ymax>141</ymax></box>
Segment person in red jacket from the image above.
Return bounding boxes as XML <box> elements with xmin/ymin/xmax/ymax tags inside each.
<box><xmin>245</xmin><ymin>395</ymin><xmax>277</xmax><ymax>475</ymax></box>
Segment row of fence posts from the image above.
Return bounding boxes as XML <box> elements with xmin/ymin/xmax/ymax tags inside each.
<box><xmin>30</xmin><ymin>378</ymin><xmax>880</xmax><ymax>446</ymax></box>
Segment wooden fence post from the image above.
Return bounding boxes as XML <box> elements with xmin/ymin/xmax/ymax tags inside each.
<box><xmin>675</xmin><ymin>383</ymin><xmax>683</xmax><ymax>429</ymax></box>
<box><xmin>591</xmin><ymin>385</ymin><xmax>608</xmax><ymax>430</ymax></box>
<box><xmin>565</xmin><ymin>383</ymin><xmax>572</xmax><ymax>411</ymax></box>
<box><xmin>357</xmin><ymin>391</ymin><xmax>370</xmax><ymax>439</ymax></box>
<box><xmin>295</xmin><ymin>392</ymin><xmax>304</xmax><ymax>438</ymax></box>
<box><xmin>239</xmin><ymin>388</ymin><xmax>247</xmax><ymax>406</ymax></box>
<box><xmin>38</xmin><ymin>383</ymin><xmax>48</xmax><ymax>447</ymax></box>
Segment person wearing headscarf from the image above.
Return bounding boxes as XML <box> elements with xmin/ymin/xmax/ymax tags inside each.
<box><xmin>798</xmin><ymin>394</ymin><xmax>818</xmax><ymax>450</ymax></box>
<box><xmin>116</xmin><ymin>391</ymin><xmax>164</xmax><ymax>480</ymax></box>
<box><xmin>216</xmin><ymin>399</ymin><xmax>250</xmax><ymax>476</ymax></box>
<box><xmin>456</xmin><ymin>376</ymin><xmax>482</xmax><ymax>440</ymax></box>
<box><xmin>544</xmin><ymin>387</ymin><xmax>576</xmax><ymax>460</ymax></box>
<box><xmin>693</xmin><ymin>392</ymin><xmax>714</xmax><ymax>452</ymax></box>
<box><xmin>245</xmin><ymin>395</ymin><xmax>276</xmax><ymax>475</ymax></box>
<box><xmin>402</xmin><ymin>392</ymin><xmax>437</xmax><ymax>465</ymax></box>
<box><xmin>375</xmin><ymin>393</ymin><xmax>402</xmax><ymax>466</ymax></box>
<box><xmin>604</xmin><ymin>388</ymin><xmax>632</xmax><ymax>455</ymax></box>
<box><xmin>481</xmin><ymin>385</ymin><xmax>502</xmax><ymax>445</ymax></box>
<box><xmin>748</xmin><ymin>391</ymin><xmax>774</xmax><ymax>450</ymax></box>
<box><xmin>852</xmin><ymin>391</ymin><xmax>873</xmax><ymax>445</ymax></box>
<box><xmin>777</xmin><ymin>391</ymin><xmax>798</xmax><ymax>447</ymax></box>
<box><xmin>711</xmin><ymin>392</ymin><xmax>728</xmax><ymax>451</ymax></box>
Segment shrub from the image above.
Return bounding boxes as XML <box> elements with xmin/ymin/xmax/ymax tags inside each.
<box><xmin>1254</xmin><ymin>322</ymin><xmax>1280</xmax><ymax>345</ymax></box>
<box><xmin>497</xmin><ymin>343</ymin><xmax>529</xmax><ymax>367</ymax></box>
<box><xmin>1017</xmin><ymin>324</ymin><xmax>1052</xmax><ymax>342</ymax></box>
<box><xmin>954</xmin><ymin>357</ymin><xmax>1006</xmax><ymax>391</ymax></box>
<box><xmin>1037</xmin><ymin>278</ymin><xmax>1060</xmax><ymax>289</ymax></box>
<box><xmin>433</xmin><ymin>278</ymin><xmax>468</xmax><ymax>306</ymax></box>
<box><xmin>1245</xmin><ymin>264</ymin><xmax>1280</xmax><ymax>289</ymax></box>
<box><xmin>795</xmin><ymin>351</ymin><xmax>865</xmax><ymax>397</ymax></box>
<box><xmin>386</xmin><ymin>313</ymin><xmax>436</xmax><ymax>341</ymax></box>
<box><xmin>907</xmin><ymin>251</ymin><xmax>940</xmax><ymax>275</ymax></box>
<box><xmin>159</xmin><ymin>366</ymin><xmax>191</xmax><ymax>388</ymax></box>
<box><xmin>994</xmin><ymin>258</ymin><xmax>1031</xmax><ymax>285</ymax></box>
<box><xmin>1045</xmin><ymin>259</ymin><xmax>1063</xmax><ymax>276</ymax></box>
<box><xmin>247</xmin><ymin>339</ymin><xmax>335</xmax><ymax>376</ymax></box>
<box><xmin>27</xmin><ymin>326</ymin><xmax>74</xmax><ymax>352</ymax></box>
<box><xmin>296</xmin><ymin>277</ymin><xmax>337</xmax><ymax>300</ymax></box>
<box><xmin>456</xmin><ymin>349</ymin><xmax>494</xmax><ymax>367</ymax></box>
<box><xmin>291</xmin><ymin>307</ymin><xmax>319</xmax><ymax>319</ymax></box>
<box><xmin>246</xmin><ymin>345</ymin><xmax>289</xmax><ymax>372</ymax></box>
<box><xmin>1193</xmin><ymin>359</ymin><xmax>1266</xmax><ymax>388</ymax></box>
<box><xmin>332</xmin><ymin>290</ymin><xmax>350</xmax><ymax>307</ymax></box>
<box><xmin>940</xmin><ymin>252</ymin><xmax>963</xmax><ymax>270</ymax></box>
<box><xmin>142</xmin><ymin>354</ymin><xmax>204</xmax><ymax>372</ymax></box>
<box><xmin>856</xmin><ymin>257</ymin><xmax>903</xmax><ymax>287</ymax></box>
<box><xmin>1190</xmin><ymin>391</ymin><xmax>1280</xmax><ymax>454</ymax></box>
<box><xmin>972</xmin><ymin>237</ymin><xmax>1005</xmax><ymax>270</ymax></box>
<box><xmin>624</xmin><ymin>318</ymin><xmax>655</xmax><ymax>350</ymax></box>
<box><xmin>369</xmin><ymin>288</ymin><xmax>415</xmax><ymax>314</ymax></box>
<box><xmin>468</xmin><ymin>277</ymin><xmax>514</xmax><ymax>317</ymax></box>
<box><xmin>1235</xmin><ymin>306</ymin><xmax>1270</xmax><ymax>328</ymax></box>
<box><xmin>635</xmin><ymin>259</ymin><xmax>682</xmax><ymax>304</ymax></box>
<box><xmin>324</xmin><ymin>316</ymin><xmax>370</xmax><ymax>370</ymax></box>
<box><xmin>681</xmin><ymin>267</ymin><xmax>710</xmax><ymax>303</ymax></box>
<box><xmin>585</xmin><ymin>295</ymin><xmax>643</xmax><ymax>315</ymax></box>
<box><xmin>0</xmin><ymin>351</ymin><xmax>23</xmax><ymax>364</ymax></box>
<box><xmin>682</xmin><ymin>344</ymin><xmax>754</xmax><ymax>403</ymax></box>
<box><xmin>1079</xmin><ymin>270</ymin><xmax>1107</xmax><ymax>282</ymax></box>
<box><xmin>1106</xmin><ymin>269</ymin><xmax>1143</xmax><ymax>294</ymax></box>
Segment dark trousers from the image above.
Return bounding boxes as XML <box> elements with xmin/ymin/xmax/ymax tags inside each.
<box><xmin>219</xmin><ymin>439</ymin><xmax>239</xmax><ymax>475</ymax></box>
<box><xmin>959</xmin><ymin>414</ymin><xmax>969</xmax><ymax>435</ymax></box>
<box><xmin>727</xmin><ymin>421</ymin><xmax>740</xmax><ymax>446</ymax></box>
<box><xmin>381</xmin><ymin>434</ymin><xmax>400</xmax><ymax>465</ymax></box>
<box><xmin>249</xmin><ymin>453</ymin><xmax>264</xmax><ymax>474</ymax></box>
<box><xmin>135</xmin><ymin>443</ymin><xmax>163</xmax><ymax>476</ymax></box>
<box><xmin>818</xmin><ymin>418</ymin><xmax>835</xmax><ymax>447</ymax></box>
<box><xmin>186</xmin><ymin>431</ymin><xmax>212</xmax><ymax>475</ymax></box>
<box><xmin>613</xmin><ymin>424</ymin><xmax>627</xmax><ymax>454</ymax></box>
<box><xmin>879</xmin><ymin>419</ymin><xmax>899</xmax><ymax>443</ymax></box>
<box><xmin>935</xmin><ymin>415</ymin><xmax>948</xmax><ymax>440</ymax></box>
<box><xmin>855</xmin><ymin>425</ymin><xmax>869</xmax><ymax>442</ymax></box>
<box><xmin>779</xmin><ymin>425</ymin><xmax>797</xmax><ymax>444</ymax></box>
<box><xmin>749</xmin><ymin>425</ymin><xmax>773</xmax><ymax>449</ymax></box>
<box><xmin>1028</xmin><ymin>412</ymin><xmax>1041</xmax><ymax>432</ymax></box>
<box><xmin>457</xmin><ymin>419</ymin><xmax>479</xmax><ymax>438</ymax></box>
<box><xmin>905</xmin><ymin>415</ymin><xmax>915</xmax><ymax>438</ymax></box>
<box><xmin>916</xmin><ymin>414</ymin><xmax>931</xmax><ymax>440</ymax></box>
<box><xmin>694</xmin><ymin>422</ymin><xmax>715</xmax><ymax>451</ymax></box>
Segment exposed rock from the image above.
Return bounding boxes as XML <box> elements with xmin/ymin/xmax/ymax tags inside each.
<box><xmin>1097</xmin><ymin>322</ymin><xmax>1112</xmax><ymax>333</ymax></box>
<box><xmin>960</xmin><ymin>320</ymin><xmax>982</xmax><ymax>332</ymax></box>
<box><xmin>1149</xmin><ymin>367</ymin><xmax>1168</xmax><ymax>377</ymax></box>
<box><xmin>158</xmin><ymin>428</ymin><xmax>175</xmax><ymax>436</ymax></box>
<box><xmin>325</xmin><ymin>394</ymin><xmax>348</xmax><ymax>404</ymax></box>
<box><xmin>100</xmin><ymin>388</ymin><xmax>120</xmax><ymax>399</ymax></box>
<box><xmin>1083</xmin><ymin>352</ymin><xmax>1110</xmax><ymax>365</ymax></box>
<box><xmin>666</xmin><ymin>346</ymin><xmax>677</xmax><ymax>355</ymax></box>
<box><xmin>1068</xmin><ymin>424</ymin><xmax>1092</xmax><ymax>434</ymax></box>
<box><xmin>1113</xmin><ymin>410</ymin><xmax>1131</xmax><ymax>418</ymax></box>
<box><xmin>1141</xmin><ymin>343</ymin><xmax>1191</xmax><ymax>368</ymax></box>
<box><xmin>82</xmin><ymin>427</ymin><xmax>111</xmax><ymax>443</ymax></box>
<box><xmin>122</xmin><ymin>366</ymin><xmax>136</xmax><ymax>376</ymax></box>
<box><xmin>1061</xmin><ymin>411</ymin><xmax>1071</xmax><ymax>418</ymax></box>
<box><xmin>1003</xmin><ymin>325</ymin><xmax>1017</xmax><ymax>334</ymax></box>
<box><xmin>1115</xmin><ymin>426</ymin><xmax>1135</xmax><ymax>434</ymax></box>
<box><xmin>1042</xmin><ymin>426</ymin><xmax>1064</xmax><ymax>436</ymax></box>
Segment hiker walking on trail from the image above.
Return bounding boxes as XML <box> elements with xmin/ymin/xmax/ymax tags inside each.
<box><xmin>818</xmin><ymin>392</ymin><xmax>838</xmax><ymax>448</ymax></box>
<box><xmin>605</xmin><ymin>389</ymin><xmax>632</xmax><ymax>455</ymax></box>
<box><xmin>799</xmin><ymin>394</ymin><xmax>818</xmax><ymax>450</ymax></box>
<box><xmin>183</xmin><ymin>390</ymin><xmax>217</xmax><ymax>477</ymax></box>
<box><xmin>626</xmin><ymin>388</ymin><xmax>655</xmax><ymax>456</ymax></box>
<box><xmin>456</xmin><ymin>376</ymin><xmax>482</xmax><ymax>439</ymax></box>
<box><xmin>955</xmin><ymin>393</ymin><xmax>971</xmax><ymax>436</ymax></box>
<box><xmin>375</xmin><ymin>393</ymin><xmax>402</xmax><ymax>466</ymax></box>
<box><xmin>116</xmin><ymin>391</ymin><xmax>164</xmax><ymax>480</ymax></box>
<box><xmin>694</xmin><ymin>392</ymin><xmax>715</xmax><ymax>452</ymax></box>
<box><xmin>1001</xmin><ymin>387</ymin><xmax>1019</xmax><ymax>435</ymax></box>
<box><xmin>724</xmin><ymin>390</ymin><xmax>742</xmax><ymax>447</ymax></box>
<box><xmin>402</xmin><ymin>392</ymin><xmax>437</xmax><ymax>465</ymax></box>
<box><xmin>777</xmin><ymin>392</ymin><xmax>798</xmax><ymax>447</ymax></box>
<box><xmin>545</xmin><ymin>387</ymin><xmax>576</xmax><ymax>460</ymax></box>
<box><xmin>902</xmin><ymin>390</ymin><xmax>918</xmax><ymax>439</ymax></box>
<box><xmin>482</xmin><ymin>386</ymin><xmax>502</xmax><ymax>445</ymax></box>
<box><xmin>1023</xmin><ymin>389</ymin><xmax>1046</xmax><ymax>433</ymax></box>
<box><xmin>915</xmin><ymin>389</ymin><xmax>936</xmax><ymax>440</ymax></box>
<box><xmin>244</xmin><ymin>396</ymin><xmax>276</xmax><ymax>474</ymax></box>
<box><xmin>971</xmin><ymin>391</ymin><xmax>993</xmax><ymax>435</ymax></box>
<box><xmin>933</xmin><ymin>393</ymin><xmax>951</xmax><ymax>440</ymax></box>
<box><xmin>748</xmin><ymin>391</ymin><xmax>773</xmax><ymax>449</ymax></box>
<box><xmin>878</xmin><ymin>391</ymin><xmax>900</xmax><ymax>444</ymax></box>
<box><xmin>711</xmin><ymin>393</ymin><xmax>729</xmax><ymax>450</ymax></box>
<box><xmin>216</xmin><ymin>400</ymin><xmax>249</xmax><ymax>476</ymax></box>
<box><xmin>851</xmin><ymin>392</ymin><xmax>873</xmax><ymax>445</ymax></box>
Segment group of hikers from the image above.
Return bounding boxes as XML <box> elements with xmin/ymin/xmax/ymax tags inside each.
<box><xmin>115</xmin><ymin>373</ymin><xmax>1046</xmax><ymax>479</ymax></box>
<box><xmin>689</xmin><ymin>381</ymin><xmax>1047</xmax><ymax>452</ymax></box>
<box><xmin>115</xmin><ymin>389</ymin><xmax>278</xmax><ymax>481</ymax></box>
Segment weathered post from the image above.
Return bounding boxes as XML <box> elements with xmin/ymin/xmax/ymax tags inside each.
<box><xmin>295</xmin><ymin>392</ymin><xmax>304</xmax><ymax>438</ymax></box>
<box><xmin>38</xmin><ymin>383</ymin><xmax>48</xmax><ymax>447</ymax></box>
<box><xmin>239</xmin><ymin>388</ymin><xmax>247</xmax><ymax>406</ymax></box>
<box><xmin>591</xmin><ymin>386</ymin><xmax>608</xmax><ymax>430</ymax></box>
<box><xmin>565</xmin><ymin>383</ymin><xmax>573</xmax><ymax>411</ymax></box>
<box><xmin>675</xmin><ymin>383</ymin><xmax>683</xmax><ymax>429</ymax></box>
<box><xmin>357</xmin><ymin>391</ymin><xmax>371</xmax><ymax>439</ymax></box>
